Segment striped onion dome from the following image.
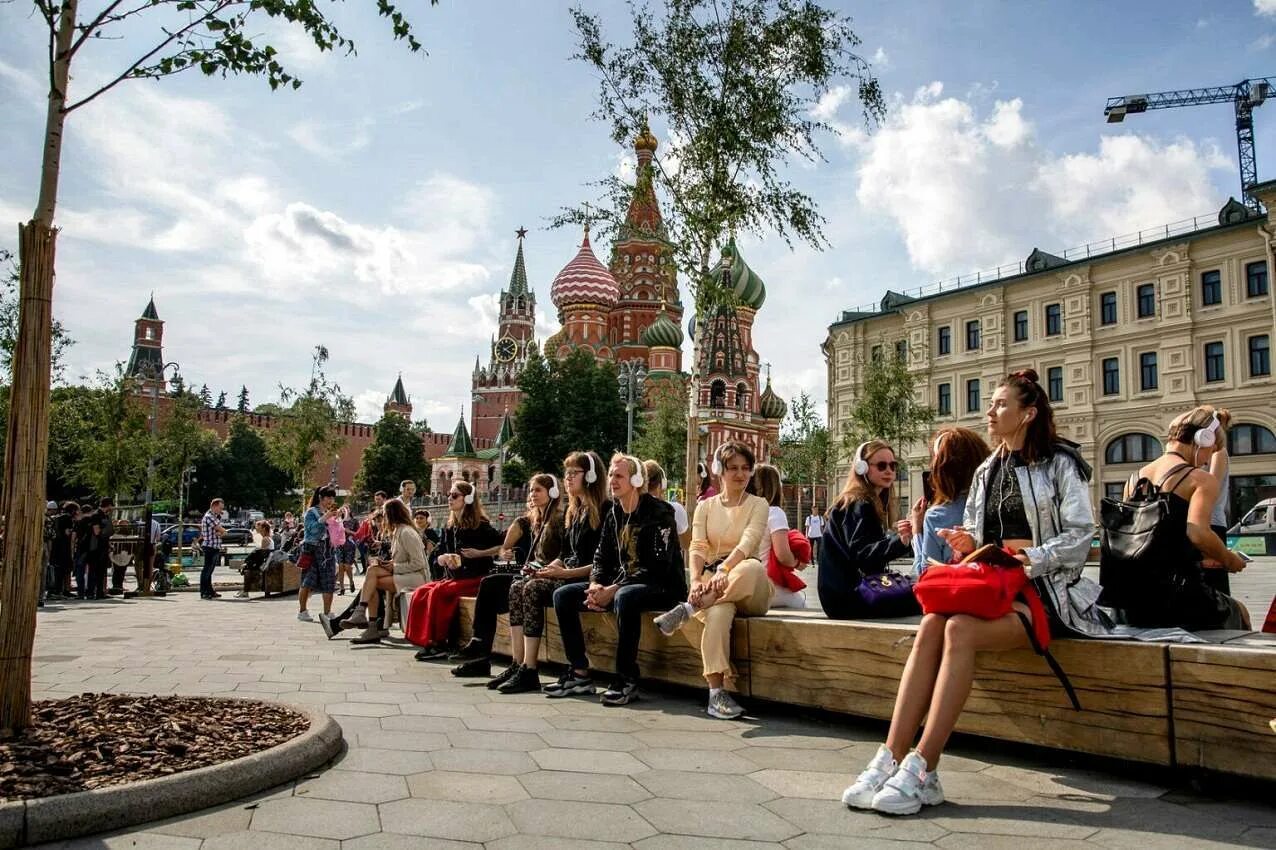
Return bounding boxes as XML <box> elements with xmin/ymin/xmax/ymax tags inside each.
<box><xmin>641</xmin><ymin>310</ymin><xmax>683</xmax><ymax>348</ymax></box>
<box><xmin>715</xmin><ymin>237</ymin><xmax>766</xmax><ymax>310</ymax></box>
<box><xmin>551</xmin><ymin>228</ymin><xmax>619</xmax><ymax>310</ymax></box>
<box><xmin>759</xmin><ymin>377</ymin><xmax>787</xmax><ymax>420</ymax></box>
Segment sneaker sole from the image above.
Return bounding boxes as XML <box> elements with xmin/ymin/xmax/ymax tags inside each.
<box><xmin>870</xmin><ymin>795</ymin><xmax>923</xmax><ymax>816</ymax></box>
<box><xmin>706</xmin><ymin>707</ymin><xmax>744</xmax><ymax>720</ymax></box>
<box><xmin>545</xmin><ymin>684</ymin><xmax>595</xmax><ymax>698</ymax></box>
<box><xmin>600</xmin><ymin>692</ymin><xmax>637</xmax><ymax>706</ymax></box>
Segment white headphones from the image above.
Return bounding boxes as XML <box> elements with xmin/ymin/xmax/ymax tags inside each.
<box><xmin>626</xmin><ymin>455</ymin><xmax>645</xmax><ymax>489</ymax></box>
<box><xmin>584</xmin><ymin>452</ymin><xmax>598</xmax><ymax>484</ymax></box>
<box><xmin>460</xmin><ymin>484</ymin><xmax>475</xmax><ymax>505</ymax></box>
<box><xmin>547</xmin><ymin>475</ymin><xmax>560</xmax><ymax>500</ymax></box>
<box><xmin>852</xmin><ymin>441</ymin><xmax>872</xmax><ymax>477</ymax></box>
<box><xmin>1194</xmin><ymin>413</ymin><xmax>1221</xmax><ymax>448</ymax></box>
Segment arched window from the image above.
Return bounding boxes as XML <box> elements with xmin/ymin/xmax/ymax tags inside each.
<box><xmin>735</xmin><ymin>382</ymin><xmax>749</xmax><ymax>410</ymax></box>
<box><xmin>1229</xmin><ymin>423</ymin><xmax>1276</xmax><ymax>455</ymax></box>
<box><xmin>710</xmin><ymin>380</ymin><xmax>726</xmax><ymax>409</ymax></box>
<box><xmin>1105</xmin><ymin>433</ymin><xmax>1162</xmax><ymax>464</ymax></box>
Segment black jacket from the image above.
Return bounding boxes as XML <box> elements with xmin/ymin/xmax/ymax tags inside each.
<box><xmin>562</xmin><ymin>501</ymin><xmax>607</xmax><ymax>569</ymax></box>
<box><xmin>435</xmin><ymin>520</ymin><xmax>503</xmax><ymax>579</ymax></box>
<box><xmin>818</xmin><ymin>498</ymin><xmax>912</xmax><ymax>619</ymax></box>
<box><xmin>590</xmin><ymin>494</ymin><xmax>684</xmax><ymax>595</ymax></box>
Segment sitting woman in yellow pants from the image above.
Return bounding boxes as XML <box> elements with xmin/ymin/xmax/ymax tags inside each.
<box><xmin>653</xmin><ymin>440</ymin><xmax>771</xmax><ymax>719</ymax></box>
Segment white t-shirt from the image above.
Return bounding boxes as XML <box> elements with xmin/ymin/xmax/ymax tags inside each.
<box><xmin>804</xmin><ymin>514</ymin><xmax>825</xmax><ymax>538</ymax></box>
<box><xmin>667</xmin><ymin>499</ymin><xmax>689</xmax><ymax>535</ymax></box>
<box><xmin>759</xmin><ymin>506</ymin><xmax>789</xmax><ymax>560</ymax></box>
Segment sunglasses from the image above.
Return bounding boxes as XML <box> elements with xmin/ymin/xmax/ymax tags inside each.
<box><xmin>448</xmin><ymin>492</ymin><xmax>463</xmax><ymax>499</ymax></box>
<box><xmin>869</xmin><ymin>461</ymin><xmax>898</xmax><ymax>472</ymax></box>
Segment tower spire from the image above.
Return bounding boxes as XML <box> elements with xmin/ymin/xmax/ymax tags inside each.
<box><xmin>508</xmin><ymin>227</ymin><xmax>529</xmax><ymax>295</ymax></box>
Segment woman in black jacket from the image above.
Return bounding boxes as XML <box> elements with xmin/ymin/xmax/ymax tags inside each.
<box><xmin>818</xmin><ymin>440</ymin><xmax>920</xmax><ymax>619</ymax></box>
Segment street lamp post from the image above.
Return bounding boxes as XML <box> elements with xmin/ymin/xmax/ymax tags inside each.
<box><xmin>617</xmin><ymin>359</ymin><xmax>647</xmax><ymax>453</ymax></box>
<box><xmin>141</xmin><ymin>361</ymin><xmax>181</xmax><ymax>595</ymax></box>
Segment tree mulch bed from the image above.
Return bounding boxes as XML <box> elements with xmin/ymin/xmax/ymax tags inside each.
<box><xmin>0</xmin><ymin>693</ymin><xmax>309</xmax><ymax>802</ymax></box>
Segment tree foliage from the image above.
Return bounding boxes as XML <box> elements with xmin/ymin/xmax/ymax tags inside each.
<box><xmin>511</xmin><ymin>349</ymin><xmax>628</xmax><ymax>477</ymax></box>
<box><xmin>0</xmin><ymin>249</ymin><xmax>72</xmax><ymax>383</ymax></box>
<box><xmin>264</xmin><ymin>346</ymin><xmax>354</xmax><ymax>503</ymax></box>
<box><xmin>776</xmin><ymin>391</ymin><xmax>837</xmax><ymax>513</ymax></box>
<box><xmin>236</xmin><ymin>385</ymin><xmax>250</xmax><ymax>413</ymax></box>
<box><xmin>153</xmin><ymin>389</ymin><xmax>213</xmax><ymax>500</ymax></box>
<box><xmin>70</xmin><ymin>366</ymin><xmax>151</xmax><ymax>501</ymax></box>
<box><xmin>631</xmin><ymin>383</ymin><xmax>688</xmax><ymax>484</ymax></box>
<box><xmin>839</xmin><ymin>348</ymin><xmax>934</xmax><ymax>467</ymax></box>
<box><xmin>355</xmin><ymin>413</ymin><xmax>431</xmax><ymax>498</ymax></box>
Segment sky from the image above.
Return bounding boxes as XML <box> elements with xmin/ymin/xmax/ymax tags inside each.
<box><xmin>2</xmin><ymin>0</ymin><xmax>1275</xmax><ymax>428</ymax></box>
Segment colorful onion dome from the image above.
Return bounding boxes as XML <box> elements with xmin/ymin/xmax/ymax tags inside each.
<box><xmin>551</xmin><ymin>228</ymin><xmax>620</xmax><ymax>311</ymax></box>
<box><xmin>641</xmin><ymin>310</ymin><xmax>683</xmax><ymax>348</ymax></box>
<box><xmin>543</xmin><ymin>327</ymin><xmax>568</xmax><ymax>355</ymax></box>
<box><xmin>715</xmin><ymin>237</ymin><xmax>766</xmax><ymax>310</ymax></box>
<box><xmin>634</xmin><ymin>121</ymin><xmax>658</xmax><ymax>154</ymax></box>
<box><xmin>759</xmin><ymin>377</ymin><xmax>787</xmax><ymax>420</ymax></box>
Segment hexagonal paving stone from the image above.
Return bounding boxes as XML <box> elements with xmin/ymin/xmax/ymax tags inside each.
<box><xmin>294</xmin><ymin>770</ymin><xmax>410</xmax><ymax>804</ymax></box>
<box><xmin>54</xmin><ymin>832</ymin><xmax>204</xmax><ymax>849</ymax></box>
<box><xmin>633</xmin><ymin>798</ymin><xmax>799</xmax><ymax>842</ymax></box>
<box><xmin>324</xmin><ymin>701</ymin><xmax>402</xmax><ymax>718</ymax></box>
<box><xmin>537</xmin><ymin>729</ymin><xmax>641</xmax><ymax>751</ymax></box>
<box><xmin>518</xmin><ymin>770</ymin><xmax>652</xmax><ymax>804</ymax></box>
<box><xmin>529</xmin><ymin>747</ymin><xmax>648</xmax><ymax>775</ymax></box>
<box><xmin>381</xmin><ymin>714</ymin><xmax>468</xmax><ymax>732</ymax></box>
<box><xmin>936</xmin><ymin>836</ymin><xmax>1096</xmax><ymax>850</ymax></box>
<box><xmin>428</xmin><ymin>747</ymin><xmax>539</xmax><ymax>775</ymax></box>
<box><xmin>748</xmin><ymin>769</ymin><xmax>850</xmax><ymax>800</ymax></box>
<box><xmin>333</xmin><ymin>747</ymin><xmax>435</xmax><ymax>775</ymax></box>
<box><xmin>446</xmin><ymin>729</ymin><xmax>546</xmax><ymax>751</ymax></box>
<box><xmin>407</xmin><ymin>770</ymin><xmax>530</xmax><ymax>803</ymax></box>
<box><xmin>632</xmin><ymin>729</ymin><xmax>742</xmax><ymax>750</ymax></box>
<box><xmin>461</xmin><ymin>714</ymin><xmax>555</xmax><ymax>733</ymax></box>
<box><xmin>248</xmin><ymin>797</ymin><xmax>380</xmax><ymax>840</ymax></box>
<box><xmin>342</xmin><ymin>833</ymin><xmax>477</xmax><ymax>850</ymax></box>
<box><xmin>633</xmin><ymin>769</ymin><xmax>777</xmax><ymax>804</ymax></box>
<box><xmin>145</xmin><ymin>801</ymin><xmax>252</xmax><ymax>838</ymax></box>
<box><xmin>737</xmin><ymin>745</ymin><xmax>857</xmax><ymax>774</ymax></box>
<box><xmin>506</xmin><ymin>798</ymin><xmax>657</xmax><ymax>843</ymax></box>
<box><xmin>487</xmin><ymin>837</ymin><xmax>627</xmax><ymax>850</ymax></box>
<box><xmin>359</xmin><ymin>730</ymin><xmax>451</xmax><ymax>752</ymax></box>
<box><xmin>379</xmin><ymin>798</ymin><xmax>516</xmax><ymax>842</ymax></box>
<box><xmin>633</xmin><ymin>748</ymin><xmax>758</xmax><ymax>774</ymax></box>
<box><xmin>202</xmin><ymin>831</ymin><xmax>339</xmax><ymax>850</ymax></box>
<box><xmin>633</xmin><ymin>837</ymin><xmax>785</xmax><ymax>850</ymax></box>
<box><xmin>545</xmin><ymin>714</ymin><xmax>644</xmax><ymax>734</ymax></box>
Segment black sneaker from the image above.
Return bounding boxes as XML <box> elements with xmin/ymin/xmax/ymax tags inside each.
<box><xmin>451</xmin><ymin>658</ymin><xmax>492</xmax><ymax>678</ymax></box>
<box><xmin>414</xmin><ymin>644</ymin><xmax>449</xmax><ymax>661</ymax></box>
<box><xmin>449</xmin><ymin>640</ymin><xmax>489</xmax><ymax>661</ymax></box>
<box><xmin>601</xmin><ymin>679</ymin><xmax>639</xmax><ymax>706</ymax></box>
<box><xmin>544</xmin><ymin>670</ymin><xmax>595</xmax><ymax>698</ymax></box>
<box><xmin>497</xmin><ymin>665</ymin><xmax>542</xmax><ymax>694</ymax></box>
<box><xmin>486</xmin><ymin>664</ymin><xmax>521</xmax><ymax>690</ymax></box>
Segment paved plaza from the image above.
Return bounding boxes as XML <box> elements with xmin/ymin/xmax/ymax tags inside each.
<box><xmin>26</xmin><ymin>576</ymin><xmax>1276</xmax><ymax>850</ymax></box>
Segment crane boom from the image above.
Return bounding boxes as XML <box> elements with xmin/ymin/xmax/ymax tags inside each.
<box><xmin>1103</xmin><ymin>77</ymin><xmax>1274</xmax><ymax>212</ymax></box>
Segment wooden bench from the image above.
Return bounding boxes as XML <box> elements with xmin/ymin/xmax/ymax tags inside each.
<box><xmin>455</xmin><ymin>598</ymin><xmax>1276</xmax><ymax>779</ymax></box>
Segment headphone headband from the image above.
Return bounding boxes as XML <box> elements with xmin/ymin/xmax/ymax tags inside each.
<box><xmin>1194</xmin><ymin>412</ymin><xmax>1221</xmax><ymax>448</ymax></box>
<box><xmin>852</xmin><ymin>441</ymin><xmax>872</xmax><ymax>477</ymax></box>
<box><xmin>584</xmin><ymin>452</ymin><xmax>598</xmax><ymax>484</ymax></box>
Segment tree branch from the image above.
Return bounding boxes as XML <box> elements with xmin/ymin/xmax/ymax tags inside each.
<box><xmin>66</xmin><ymin>0</ymin><xmax>125</xmax><ymax>57</ymax></box>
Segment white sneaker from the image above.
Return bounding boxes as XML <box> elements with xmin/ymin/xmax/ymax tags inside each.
<box><xmin>841</xmin><ymin>744</ymin><xmax>897</xmax><ymax>810</ymax></box>
<box><xmin>706</xmin><ymin>690</ymin><xmax>744</xmax><ymax>720</ymax></box>
<box><xmin>870</xmin><ymin>751</ymin><xmax>944</xmax><ymax>815</ymax></box>
<box><xmin>653</xmin><ymin>603</ymin><xmax>691</xmax><ymax>636</ymax></box>
<box><xmin>297</xmin><ymin>610</ymin><xmax>313</xmax><ymax>622</ymax></box>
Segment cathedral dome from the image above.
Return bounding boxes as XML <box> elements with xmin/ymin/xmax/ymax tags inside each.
<box><xmin>759</xmin><ymin>377</ymin><xmax>787</xmax><ymax>420</ymax></box>
<box><xmin>715</xmin><ymin>237</ymin><xmax>766</xmax><ymax>310</ymax></box>
<box><xmin>641</xmin><ymin>311</ymin><xmax>683</xmax><ymax>348</ymax></box>
<box><xmin>551</xmin><ymin>228</ymin><xmax>619</xmax><ymax>311</ymax></box>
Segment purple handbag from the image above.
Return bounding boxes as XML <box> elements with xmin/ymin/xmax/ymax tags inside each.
<box><xmin>855</xmin><ymin>571</ymin><xmax>915</xmax><ymax>609</ymax></box>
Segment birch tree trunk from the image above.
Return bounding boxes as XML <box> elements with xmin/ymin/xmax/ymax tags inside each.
<box><xmin>0</xmin><ymin>0</ymin><xmax>77</xmax><ymax>734</ymax></box>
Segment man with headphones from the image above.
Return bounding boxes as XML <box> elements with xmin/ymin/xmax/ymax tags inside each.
<box><xmin>549</xmin><ymin>453</ymin><xmax>683</xmax><ymax>706</ymax></box>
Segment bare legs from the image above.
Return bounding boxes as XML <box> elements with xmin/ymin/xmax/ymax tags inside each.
<box><xmin>507</xmin><ymin>625</ymin><xmax>543</xmax><ymax>670</ymax></box>
<box><xmin>362</xmin><ymin>565</ymin><xmax>396</xmax><ymax>620</ymax></box>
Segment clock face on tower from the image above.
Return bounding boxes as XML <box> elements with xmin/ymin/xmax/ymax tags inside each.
<box><xmin>496</xmin><ymin>336</ymin><xmax>518</xmax><ymax>362</ymax></box>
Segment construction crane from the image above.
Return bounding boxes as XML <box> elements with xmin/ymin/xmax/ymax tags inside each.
<box><xmin>1104</xmin><ymin>77</ymin><xmax>1273</xmax><ymax>212</ymax></box>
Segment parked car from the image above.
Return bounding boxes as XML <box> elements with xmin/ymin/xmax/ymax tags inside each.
<box><xmin>160</xmin><ymin>523</ymin><xmax>252</xmax><ymax>547</ymax></box>
<box><xmin>1229</xmin><ymin>498</ymin><xmax>1276</xmax><ymax>535</ymax></box>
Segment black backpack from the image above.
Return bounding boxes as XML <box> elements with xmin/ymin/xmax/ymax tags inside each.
<box><xmin>1098</xmin><ymin>463</ymin><xmax>1194</xmax><ymax>611</ymax></box>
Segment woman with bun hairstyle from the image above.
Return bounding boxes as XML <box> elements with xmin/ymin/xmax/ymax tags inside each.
<box><xmin>1102</xmin><ymin>405</ymin><xmax>1250</xmax><ymax>630</ymax></box>
<box><xmin>405</xmin><ymin>480</ymin><xmax>502</xmax><ymax>658</ymax></box>
<box><xmin>342</xmin><ymin>497</ymin><xmax>428</xmax><ymax>643</ymax></box>
<box><xmin>910</xmin><ymin>427</ymin><xmax>991</xmax><ymax>575</ymax></box>
<box><xmin>842</xmin><ymin>369</ymin><xmax>1105</xmax><ymax>816</ymax></box>
<box><xmin>818</xmin><ymin>440</ymin><xmax>921</xmax><ymax>620</ymax></box>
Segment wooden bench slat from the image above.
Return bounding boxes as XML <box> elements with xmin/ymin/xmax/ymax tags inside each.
<box><xmin>1169</xmin><ymin>644</ymin><xmax>1276</xmax><ymax>780</ymax></box>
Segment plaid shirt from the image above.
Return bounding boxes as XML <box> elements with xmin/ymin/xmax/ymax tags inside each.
<box><xmin>200</xmin><ymin>511</ymin><xmax>223</xmax><ymax>550</ymax></box>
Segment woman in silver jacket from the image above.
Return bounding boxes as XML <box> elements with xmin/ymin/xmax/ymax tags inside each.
<box><xmin>841</xmin><ymin>369</ymin><xmax>1106</xmax><ymax>818</ymax></box>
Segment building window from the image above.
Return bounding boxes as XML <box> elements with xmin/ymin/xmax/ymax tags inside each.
<box><xmin>1013</xmin><ymin>310</ymin><xmax>1028</xmax><ymax>342</ymax></box>
<box><xmin>1230</xmin><ymin>424</ymin><xmax>1276</xmax><ymax>455</ymax></box>
<box><xmin>1250</xmin><ymin>335</ymin><xmax>1271</xmax><ymax>377</ymax></box>
<box><xmin>1047</xmin><ymin>366</ymin><xmax>1063</xmax><ymax>403</ymax></box>
<box><xmin>1139</xmin><ymin>352</ymin><xmax>1158</xmax><ymax>391</ymax></box>
<box><xmin>965</xmin><ymin>320</ymin><xmax>981</xmax><ymax>351</ymax></box>
<box><xmin>937</xmin><ymin>326</ymin><xmax>951</xmax><ymax>356</ymax></box>
<box><xmin>710</xmin><ymin>380</ymin><xmax>726</xmax><ymax>408</ymax></box>
<box><xmin>1204</xmin><ymin>341</ymin><xmax>1225</xmax><ymax>382</ymax></box>
<box><xmin>1247</xmin><ymin>261</ymin><xmax>1269</xmax><ymax>298</ymax></box>
<box><xmin>735</xmin><ymin>382</ymin><xmax>749</xmax><ymax>410</ymax></box>
<box><xmin>1137</xmin><ymin>283</ymin><xmax>1156</xmax><ymax>318</ymax></box>
<box><xmin>1045</xmin><ymin>303</ymin><xmax>1062</xmax><ymax>336</ymax></box>
<box><xmin>1104</xmin><ymin>482</ymin><xmax>1126</xmax><ymax>502</ymax></box>
<box><xmin>1105</xmin><ymin>433</ymin><xmax>1162</xmax><ymax>464</ymax></box>
<box><xmin>1102</xmin><ymin>357</ymin><xmax>1119</xmax><ymax>396</ymax></box>
<box><xmin>937</xmin><ymin>382</ymin><xmax>951</xmax><ymax>416</ymax></box>
<box><xmin>965</xmin><ymin>379</ymin><xmax>980</xmax><ymax>413</ymax></box>
<box><xmin>1201</xmin><ymin>270</ymin><xmax>1222</xmax><ymax>306</ymax></box>
<box><xmin>870</xmin><ymin>345</ymin><xmax>882</xmax><ymax>362</ymax></box>
<box><xmin>895</xmin><ymin>339</ymin><xmax>908</xmax><ymax>361</ymax></box>
<box><xmin>1100</xmin><ymin>292</ymin><xmax>1117</xmax><ymax>326</ymax></box>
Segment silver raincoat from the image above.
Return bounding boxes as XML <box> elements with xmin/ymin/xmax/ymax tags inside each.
<box><xmin>962</xmin><ymin>449</ymin><xmax>1115</xmax><ymax>636</ymax></box>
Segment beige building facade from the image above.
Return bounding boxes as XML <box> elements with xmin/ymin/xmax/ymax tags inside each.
<box><xmin>824</xmin><ymin>185</ymin><xmax>1276</xmax><ymax>525</ymax></box>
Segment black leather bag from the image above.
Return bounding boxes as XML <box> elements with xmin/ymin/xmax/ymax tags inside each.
<box><xmin>1098</xmin><ymin>463</ymin><xmax>1193</xmax><ymax>610</ymax></box>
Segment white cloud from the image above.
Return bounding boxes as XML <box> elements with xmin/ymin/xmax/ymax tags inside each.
<box><xmin>1256</xmin><ymin>0</ymin><xmax>1276</xmax><ymax>16</ymax></box>
<box><xmin>871</xmin><ymin>46</ymin><xmax>890</xmax><ymax>69</ymax></box>
<box><xmin>847</xmin><ymin>82</ymin><xmax>1231</xmax><ymax>275</ymax></box>
<box><xmin>353</xmin><ymin>389</ymin><xmax>388</xmax><ymax>424</ymax></box>
<box><xmin>287</xmin><ymin>118</ymin><xmax>373</xmax><ymax>159</ymax></box>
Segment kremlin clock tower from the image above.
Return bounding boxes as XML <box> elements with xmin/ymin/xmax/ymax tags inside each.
<box><xmin>471</xmin><ymin>229</ymin><xmax>537</xmax><ymax>444</ymax></box>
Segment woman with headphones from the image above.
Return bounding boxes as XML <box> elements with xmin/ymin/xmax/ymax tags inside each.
<box><xmin>817</xmin><ymin>439</ymin><xmax>921</xmax><ymax>620</ymax></box>
<box><xmin>404</xmin><ymin>479</ymin><xmax>502</xmax><ymax>658</ymax></box>
<box><xmin>653</xmin><ymin>441</ymin><xmax>772</xmax><ymax>720</ymax></box>
<box><xmin>1101</xmin><ymin>405</ymin><xmax>1250</xmax><ymax>630</ymax></box>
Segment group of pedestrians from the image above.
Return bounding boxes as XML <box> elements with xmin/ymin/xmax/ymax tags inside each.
<box><xmin>42</xmin><ymin>497</ymin><xmax>116</xmax><ymax>601</ymax></box>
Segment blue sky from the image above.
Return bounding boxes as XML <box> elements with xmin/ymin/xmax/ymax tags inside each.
<box><xmin>1</xmin><ymin>0</ymin><xmax>1274</xmax><ymax>426</ymax></box>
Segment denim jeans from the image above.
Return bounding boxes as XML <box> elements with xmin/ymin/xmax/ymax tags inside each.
<box><xmin>200</xmin><ymin>547</ymin><xmax>220</xmax><ymax>597</ymax></box>
<box><xmin>552</xmin><ymin>581</ymin><xmax>678</xmax><ymax>683</ymax></box>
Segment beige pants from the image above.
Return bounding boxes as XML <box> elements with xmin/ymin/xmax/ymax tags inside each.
<box><xmin>694</xmin><ymin>558</ymin><xmax>773</xmax><ymax>685</ymax></box>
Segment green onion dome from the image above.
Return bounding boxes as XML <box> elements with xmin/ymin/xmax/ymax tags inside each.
<box><xmin>715</xmin><ymin>237</ymin><xmax>766</xmax><ymax>310</ymax></box>
<box><xmin>759</xmin><ymin>377</ymin><xmax>787</xmax><ymax>420</ymax></box>
<box><xmin>641</xmin><ymin>311</ymin><xmax>683</xmax><ymax>348</ymax></box>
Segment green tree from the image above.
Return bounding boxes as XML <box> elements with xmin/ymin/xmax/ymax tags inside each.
<box><xmin>265</xmin><ymin>346</ymin><xmax>354</xmax><ymax>509</ymax></box>
<box><xmin>198</xmin><ymin>384</ymin><xmax>212</xmax><ymax>406</ymax></box>
<box><xmin>563</xmin><ymin>0</ymin><xmax>885</xmax><ymax>499</ymax></box>
<box><xmin>154</xmin><ymin>391</ymin><xmax>212</xmax><ymax>501</ymax></box>
<box><xmin>355</xmin><ymin>413</ymin><xmax>431</xmax><ymax>498</ymax></box>
<box><xmin>631</xmin><ymin>385</ymin><xmax>688</xmax><ymax>484</ymax></box>
<box><xmin>776</xmin><ymin>391</ymin><xmax>837</xmax><ymax>515</ymax></box>
<box><xmin>71</xmin><ymin>366</ymin><xmax>151</xmax><ymax>502</ymax></box>
<box><xmin>252</xmin><ymin>402</ymin><xmax>287</xmax><ymax>417</ymax></box>
<box><xmin>213</xmin><ymin>415</ymin><xmax>291</xmax><ymax>510</ymax></box>
<box><xmin>0</xmin><ymin>250</ymin><xmax>71</xmax><ymax>384</ymax></box>
<box><xmin>511</xmin><ymin>349</ymin><xmax>628</xmax><ymax>476</ymax></box>
<box><xmin>409</xmin><ymin>418</ymin><xmax>432</xmax><ymax>435</ymax></box>
<box><xmin>236</xmin><ymin>385</ymin><xmax>250</xmax><ymax>413</ymax></box>
<box><xmin>214</xmin><ymin>390</ymin><xmax>227</xmax><ymax>410</ymax></box>
<box><xmin>2</xmin><ymin>0</ymin><xmax>436</xmax><ymax>733</ymax></box>
<box><xmin>839</xmin><ymin>348</ymin><xmax>934</xmax><ymax>468</ymax></box>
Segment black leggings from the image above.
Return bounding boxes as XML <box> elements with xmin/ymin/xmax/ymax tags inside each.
<box><xmin>469</xmin><ymin>573</ymin><xmax>516</xmax><ymax>648</ymax></box>
<box><xmin>507</xmin><ymin>577</ymin><xmax>562</xmax><ymax>638</ymax></box>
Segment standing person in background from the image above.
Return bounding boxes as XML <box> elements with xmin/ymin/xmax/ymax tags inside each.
<box><xmin>197</xmin><ymin>498</ymin><xmax>225</xmax><ymax>600</ymax></box>
<box><xmin>1207</xmin><ymin>411</ymin><xmax>1233</xmax><ymax>596</ymax></box>
<box><xmin>50</xmin><ymin>502</ymin><xmax>76</xmax><ymax>600</ymax></box>
<box><xmin>804</xmin><ymin>505</ymin><xmax>825</xmax><ymax>563</ymax></box>
<box><xmin>397</xmin><ymin>480</ymin><xmax>417</xmax><ymax>508</ymax></box>
<box><xmin>83</xmin><ymin>498</ymin><xmax>115</xmax><ymax>600</ymax></box>
<box><xmin>645</xmin><ymin>460</ymin><xmax>691</xmax><ymax>554</ymax></box>
<box><xmin>413</xmin><ymin>509</ymin><xmax>440</xmax><ymax>563</ymax></box>
<box><xmin>298</xmin><ymin>487</ymin><xmax>339</xmax><ymax>622</ymax></box>
<box><xmin>911</xmin><ymin>428</ymin><xmax>991</xmax><ymax>576</ymax></box>
<box><xmin>332</xmin><ymin>505</ymin><xmax>356</xmax><ymax>595</ymax></box>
